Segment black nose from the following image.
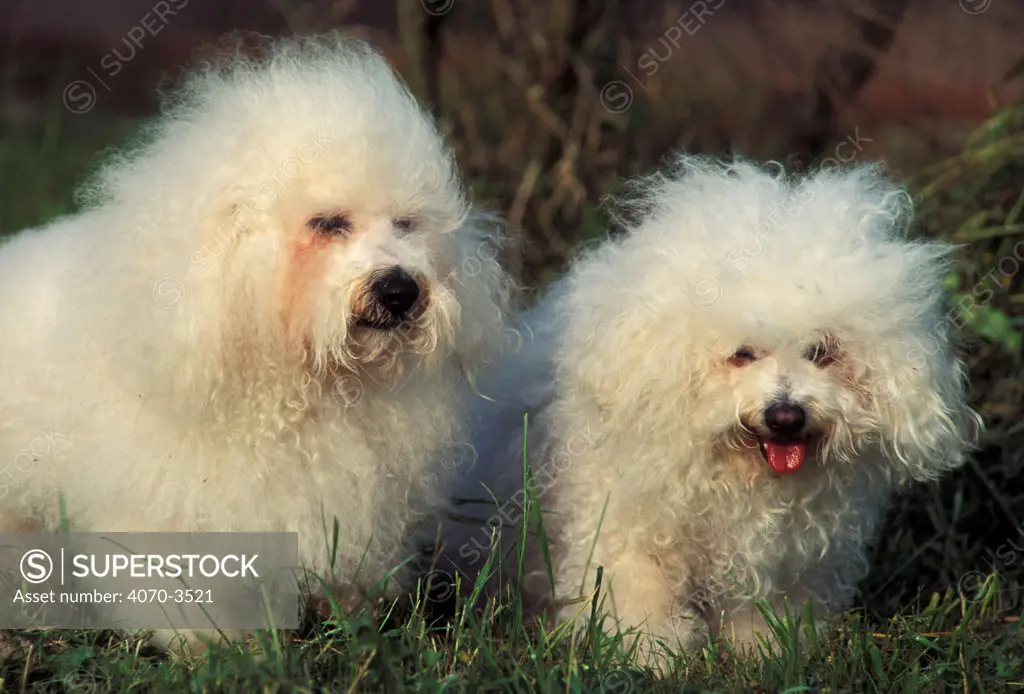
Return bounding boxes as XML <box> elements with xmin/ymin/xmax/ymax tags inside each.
<box><xmin>371</xmin><ymin>267</ymin><xmax>420</xmax><ymax>317</ymax></box>
<box><xmin>764</xmin><ymin>402</ymin><xmax>807</xmax><ymax>438</ymax></box>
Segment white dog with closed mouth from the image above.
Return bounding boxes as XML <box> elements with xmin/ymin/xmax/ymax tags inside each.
<box><xmin>442</xmin><ymin>155</ymin><xmax>979</xmax><ymax>667</ymax></box>
<box><xmin>0</xmin><ymin>36</ymin><xmax>510</xmax><ymax>651</ymax></box>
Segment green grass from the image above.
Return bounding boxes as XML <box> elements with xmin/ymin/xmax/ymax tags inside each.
<box><xmin>1</xmin><ymin>585</ymin><xmax>1021</xmax><ymax>692</ymax></box>
<box><xmin>1</xmin><ymin>106</ymin><xmax>1023</xmax><ymax>692</ymax></box>
<box><xmin>0</xmin><ymin>111</ymin><xmax>139</xmax><ymax>237</ymax></box>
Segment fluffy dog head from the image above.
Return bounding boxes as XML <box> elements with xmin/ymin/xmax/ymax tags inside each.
<box><xmin>557</xmin><ymin>156</ymin><xmax>980</xmax><ymax>486</ymax></box>
<box><xmin>85</xmin><ymin>36</ymin><xmax>510</xmax><ymax>402</ymax></box>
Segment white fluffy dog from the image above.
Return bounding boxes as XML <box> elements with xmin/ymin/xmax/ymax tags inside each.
<box><xmin>442</xmin><ymin>155</ymin><xmax>979</xmax><ymax>667</ymax></box>
<box><xmin>0</xmin><ymin>36</ymin><xmax>510</xmax><ymax>649</ymax></box>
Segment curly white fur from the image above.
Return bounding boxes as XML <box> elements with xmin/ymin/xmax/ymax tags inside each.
<box><xmin>441</xmin><ymin>155</ymin><xmax>980</xmax><ymax>668</ymax></box>
<box><xmin>0</xmin><ymin>36</ymin><xmax>511</xmax><ymax>651</ymax></box>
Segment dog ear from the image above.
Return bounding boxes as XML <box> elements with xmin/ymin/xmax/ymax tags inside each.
<box><xmin>556</xmin><ymin>280</ymin><xmax>697</xmax><ymax>428</ymax></box>
<box><xmin>870</xmin><ymin>329</ymin><xmax>981</xmax><ymax>484</ymax></box>
<box><xmin>444</xmin><ymin>212</ymin><xmax>516</xmax><ymax>374</ymax></box>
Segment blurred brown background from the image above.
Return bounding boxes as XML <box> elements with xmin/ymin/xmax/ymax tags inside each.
<box><xmin>3</xmin><ymin>0</ymin><xmax>1023</xmax><ymax>285</ymax></box>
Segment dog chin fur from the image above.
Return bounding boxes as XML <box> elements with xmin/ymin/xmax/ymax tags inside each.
<box><xmin>440</xmin><ymin>155</ymin><xmax>981</xmax><ymax>669</ymax></box>
<box><xmin>0</xmin><ymin>36</ymin><xmax>511</xmax><ymax>651</ymax></box>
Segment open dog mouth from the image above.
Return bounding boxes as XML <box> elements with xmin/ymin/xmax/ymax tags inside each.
<box><xmin>756</xmin><ymin>437</ymin><xmax>808</xmax><ymax>475</ymax></box>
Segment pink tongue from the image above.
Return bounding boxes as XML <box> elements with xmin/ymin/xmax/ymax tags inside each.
<box><xmin>765</xmin><ymin>440</ymin><xmax>806</xmax><ymax>474</ymax></box>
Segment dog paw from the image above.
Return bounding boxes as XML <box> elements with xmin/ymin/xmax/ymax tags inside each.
<box><xmin>628</xmin><ymin>620</ymin><xmax>710</xmax><ymax>674</ymax></box>
<box><xmin>558</xmin><ymin>599</ymin><xmax>709</xmax><ymax>672</ymax></box>
<box><xmin>145</xmin><ymin>628</ymin><xmax>249</xmax><ymax>656</ymax></box>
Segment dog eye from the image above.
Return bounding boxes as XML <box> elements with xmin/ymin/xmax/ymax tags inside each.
<box><xmin>393</xmin><ymin>218</ymin><xmax>415</xmax><ymax>232</ymax></box>
<box><xmin>728</xmin><ymin>347</ymin><xmax>758</xmax><ymax>367</ymax></box>
<box><xmin>804</xmin><ymin>341</ymin><xmax>837</xmax><ymax>367</ymax></box>
<box><xmin>308</xmin><ymin>214</ymin><xmax>352</xmax><ymax>235</ymax></box>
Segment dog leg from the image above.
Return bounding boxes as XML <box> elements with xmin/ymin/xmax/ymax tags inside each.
<box><xmin>557</xmin><ymin>549</ymin><xmax>707</xmax><ymax>671</ymax></box>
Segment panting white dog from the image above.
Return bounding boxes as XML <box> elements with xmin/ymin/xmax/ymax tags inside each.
<box><xmin>0</xmin><ymin>36</ymin><xmax>511</xmax><ymax>651</ymax></box>
<box><xmin>442</xmin><ymin>155</ymin><xmax>980</xmax><ymax>668</ymax></box>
